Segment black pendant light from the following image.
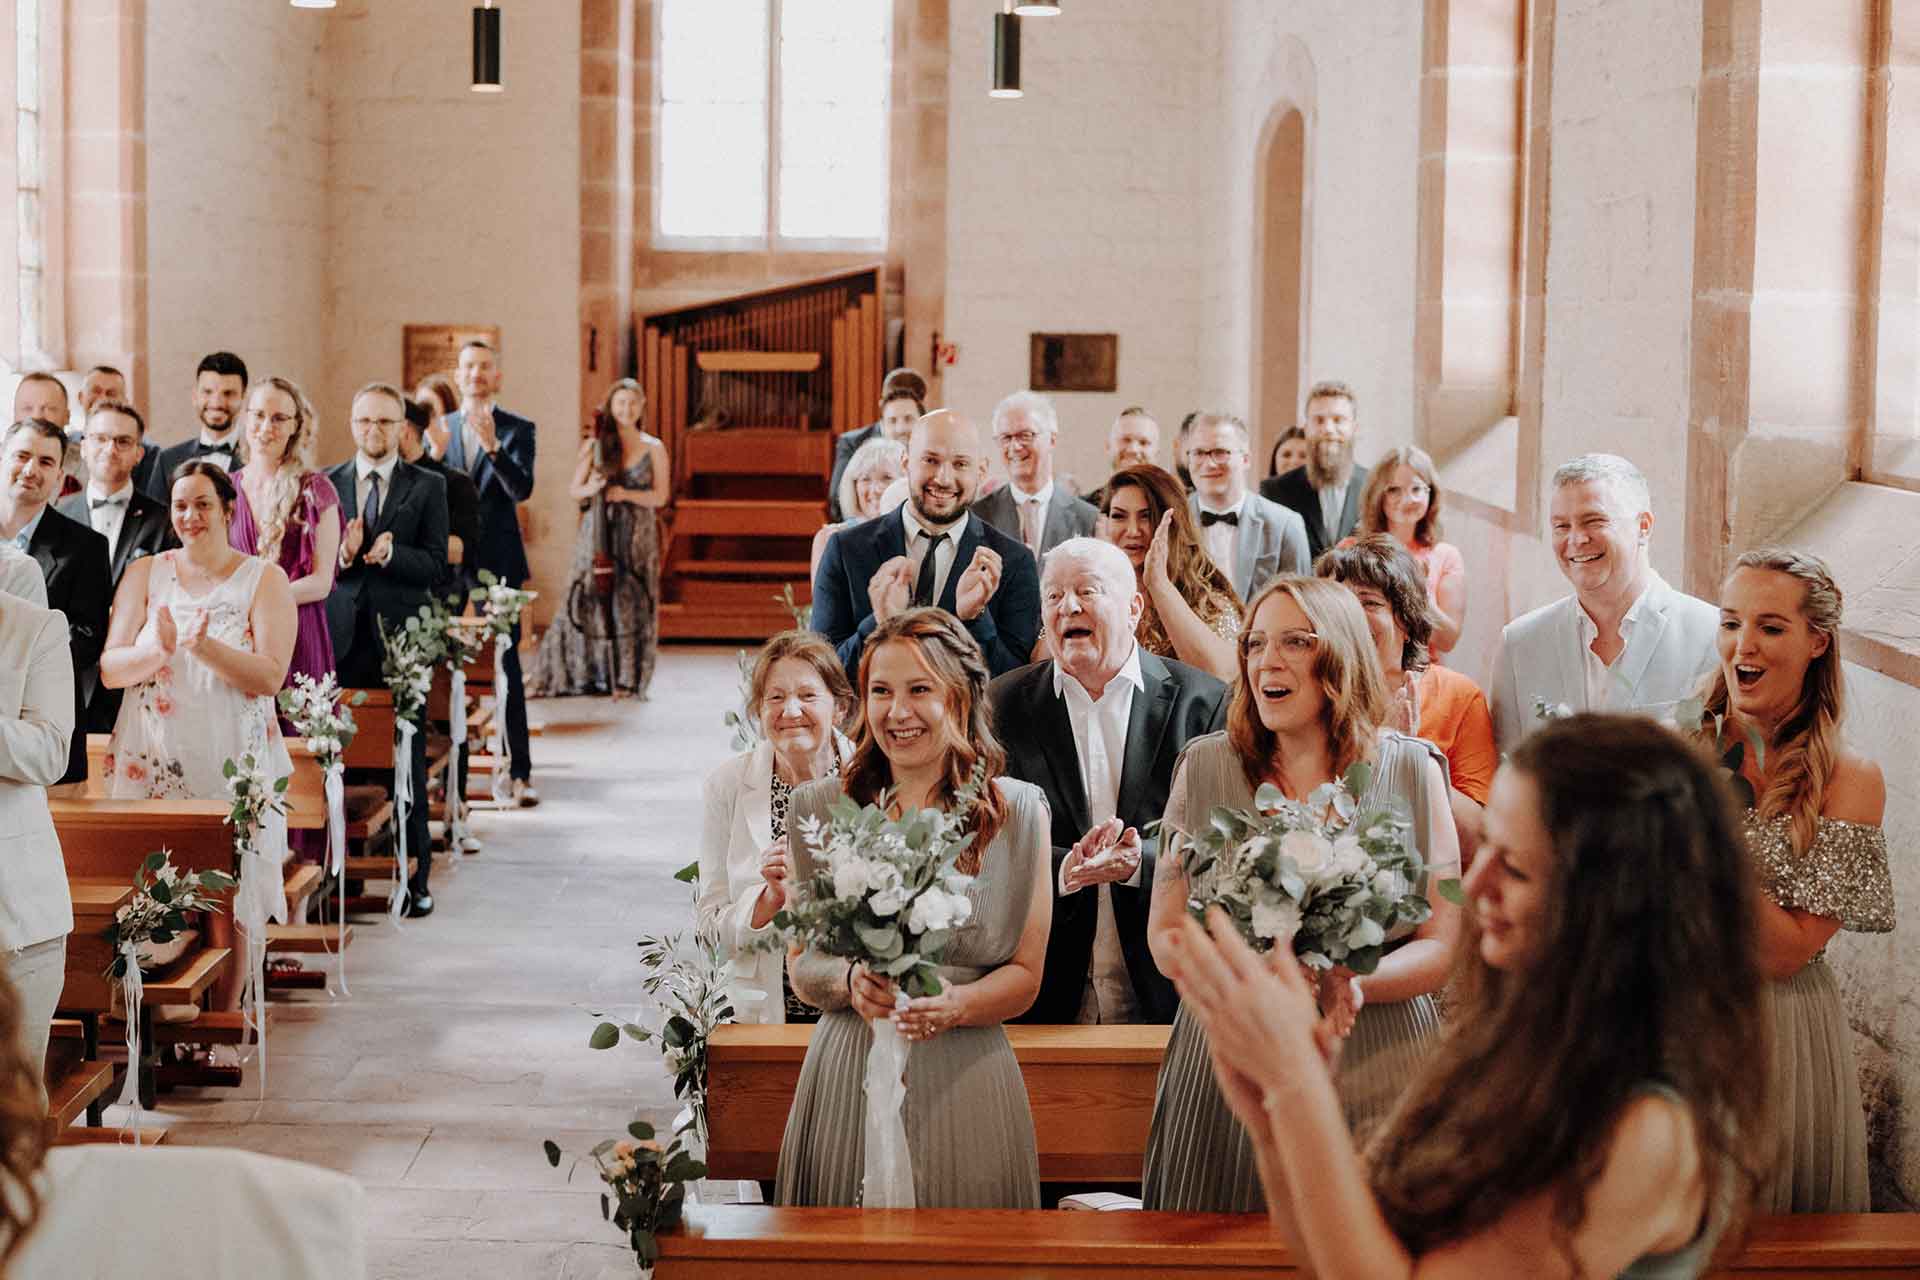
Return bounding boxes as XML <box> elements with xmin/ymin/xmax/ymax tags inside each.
<box><xmin>991</xmin><ymin>5</ymin><xmax>1022</xmax><ymax>99</ymax></box>
<box><xmin>472</xmin><ymin>2</ymin><xmax>503</xmax><ymax>94</ymax></box>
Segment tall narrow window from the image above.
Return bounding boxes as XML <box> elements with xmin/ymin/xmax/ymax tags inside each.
<box><xmin>13</xmin><ymin>0</ymin><xmax>45</xmax><ymax>366</ymax></box>
<box><xmin>655</xmin><ymin>0</ymin><xmax>891</xmax><ymax>249</ymax></box>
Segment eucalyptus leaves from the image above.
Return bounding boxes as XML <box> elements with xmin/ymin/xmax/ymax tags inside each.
<box><xmin>223</xmin><ymin>752</ymin><xmax>291</xmax><ymax>842</ymax></box>
<box><xmin>103</xmin><ymin>850</ymin><xmax>235</xmax><ymax>979</ymax></box>
<box><xmin>470</xmin><ymin>569</ymin><xmax>536</xmax><ymax>639</ymax></box>
<box><xmin>542</xmin><ymin>1120</ymin><xmax>704</xmax><ymax>1272</ymax></box>
<box><xmin>377</xmin><ymin>604</ymin><xmax>448</xmax><ymax>721</ymax></box>
<box><xmin>1675</xmin><ymin>693</ymin><xmax>1767</xmax><ymax>807</ymax></box>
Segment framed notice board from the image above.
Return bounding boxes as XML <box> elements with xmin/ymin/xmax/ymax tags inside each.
<box><xmin>403</xmin><ymin>324</ymin><xmax>502</xmax><ymax>390</ymax></box>
<box><xmin>1029</xmin><ymin>332</ymin><xmax>1118</xmax><ymax>393</ymax></box>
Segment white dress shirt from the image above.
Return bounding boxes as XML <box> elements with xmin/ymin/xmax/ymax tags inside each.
<box><xmin>1054</xmin><ymin>646</ymin><xmax>1145</xmax><ymax>1025</ymax></box>
<box><xmin>902</xmin><ymin>505</ymin><xmax>967</xmax><ymax>606</ymax></box>
<box><xmin>1575</xmin><ymin>575</ymin><xmax>1658</xmax><ymax>711</ymax></box>
<box><xmin>1196</xmin><ymin>493</ymin><xmax>1246</xmax><ymax>585</ymax></box>
<box><xmin>85</xmin><ymin>482</ymin><xmax>135</xmax><ymax>560</ymax></box>
<box><xmin>1007</xmin><ymin>479</ymin><xmax>1055</xmax><ymax>558</ymax></box>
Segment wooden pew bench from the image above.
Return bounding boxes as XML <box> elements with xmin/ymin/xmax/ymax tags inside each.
<box><xmin>656</xmin><ymin>1207</ymin><xmax>1920</xmax><ymax>1278</ymax></box>
<box><xmin>706</xmin><ymin>1024</ymin><xmax>1168</xmax><ymax>1184</ymax></box>
<box><xmin>44</xmin><ymin>1021</ymin><xmax>114</xmax><ymax>1137</ymax></box>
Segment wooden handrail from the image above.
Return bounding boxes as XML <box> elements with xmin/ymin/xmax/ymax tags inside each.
<box><xmin>642</xmin><ymin>262</ymin><xmax>885</xmax><ymax>325</ymax></box>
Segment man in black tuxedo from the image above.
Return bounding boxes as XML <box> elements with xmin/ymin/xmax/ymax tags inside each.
<box><xmin>1258</xmin><ymin>379</ymin><xmax>1369</xmax><ymax>562</ymax></box>
<box><xmin>0</xmin><ymin>418</ymin><xmax>111</xmax><ymax>783</ymax></box>
<box><xmin>991</xmin><ymin>537</ymin><xmax>1228</xmax><ymax>1024</ymax></box>
<box><xmin>56</xmin><ymin>402</ymin><xmax>177</xmax><ymax>732</ymax></box>
<box><xmin>827</xmin><ymin>367</ymin><xmax>926</xmax><ymax>521</ymax></box>
<box><xmin>145</xmin><ymin>351</ymin><xmax>249</xmax><ymax>500</ymax></box>
<box><xmin>813</xmin><ymin>410</ymin><xmax>1040</xmax><ymax>681</ymax></box>
<box><xmin>326</xmin><ymin>383</ymin><xmax>450</xmax><ymax>915</ymax></box>
<box><xmin>442</xmin><ymin>340</ymin><xmax>539</xmax><ymax>806</ymax></box>
<box><xmin>400</xmin><ymin>396</ymin><xmax>481</xmax><ymax>604</ymax></box>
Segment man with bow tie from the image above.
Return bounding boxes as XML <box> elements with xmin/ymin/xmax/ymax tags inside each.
<box><xmin>56</xmin><ymin>402</ymin><xmax>176</xmax><ymax>733</ymax></box>
<box><xmin>144</xmin><ymin>351</ymin><xmax>249</xmax><ymax>499</ymax></box>
<box><xmin>1184</xmin><ymin>411</ymin><xmax>1309</xmax><ymax>601</ymax></box>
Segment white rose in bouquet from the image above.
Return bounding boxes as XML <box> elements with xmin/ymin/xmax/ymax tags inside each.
<box><xmin>1371</xmin><ymin>868</ymin><xmax>1404</xmax><ymax>898</ymax></box>
<box><xmin>1250</xmin><ymin>897</ymin><xmax>1302</xmax><ymax>943</ymax></box>
<box><xmin>1279</xmin><ymin>829</ymin><xmax>1334</xmax><ymax>872</ymax></box>
<box><xmin>866</xmin><ymin>863</ymin><xmax>909</xmax><ymax>916</ymax></box>
<box><xmin>832</xmin><ymin>855</ymin><xmax>875</xmax><ymax>901</ymax></box>
<box><xmin>908</xmin><ymin>887</ymin><xmax>969</xmax><ymax>935</ymax></box>
<box><xmin>1330</xmin><ymin>834</ymin><xmax>1371</xmax><ymax>878</ymax></box>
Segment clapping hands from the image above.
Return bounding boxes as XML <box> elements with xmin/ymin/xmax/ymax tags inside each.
<box><xmin>1061</xmin><ymin>818</ymin><xmax>1143</xmax><ymax>893</ymax></box>
<box><xmin>868</xmin><ymin>556</ymin><xmax>915</xmax><ymax>622</ymax></box>
<box><xmin>952</xmin><ymin>547</ymin><xmax>1002</xmax><ymax>621</ymax></box>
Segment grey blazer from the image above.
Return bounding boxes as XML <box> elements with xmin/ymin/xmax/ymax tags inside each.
<box><xmin>970</xmin><ymin>484</ymin><xmax>1099</xmax><ymax>561</ymax></box>
<box><xmin>1490</xmin><ymin>575</ymin><xmax>1721</xmax><ymax>750</ymax></box>
<box><xmin>1188</xmin><ymin>492</ymin><xmax>1312</xmax><ymax>602</ymax></box>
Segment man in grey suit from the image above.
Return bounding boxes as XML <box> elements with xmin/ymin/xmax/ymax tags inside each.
<box><xmin>972</xmin><ymin>391</ymin><xmax>1098</xmax><ymax>564</ymax></box>
<box><xmin>1490</xmin><ymin>453</ymin><xmax>1719</xmax><ymax>749</ymax></box>
<box><xmin>1259</xmin><ymin>379</ymin><xmax>1369</xmax><ymax>561</ymax></box>
<box><xmin>1184</xmin><ymin>411</ymin><xmax>1310</xmax><ymax>602</ymax></box>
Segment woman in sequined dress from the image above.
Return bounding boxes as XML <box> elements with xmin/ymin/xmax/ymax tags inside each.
<box><xmin>695</xmin><ymin>631</ymin><xmax>854</xmax><ymax>1025</ymax></box>
<box><xmin>1697</xmin><ymin>548</ymin><xmax>1895</xmax><ymax>1211</ymax></box>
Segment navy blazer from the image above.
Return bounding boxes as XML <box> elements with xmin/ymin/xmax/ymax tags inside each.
<box><xmin>25</xmin><ymin>506</ymin><xmax>111</xmax><ymax>783</ymax></box>
<box><xmin>144</xmin><ymin>435</ymin><xmax>242</xmax><ymax>501</ymax></box>
<box><xmin>991</xmin><ymin>650</ymin><xmax>1229</xmax><ymax>1024</ymax></box>
<box><xmin>324</xmin><ymin>459</ymin><xmax>450</xmax><ymax>661</ymax></box>
<box><xmin>812</xmin><ymin>507</ymin><xmax>1041</xmax><ymax>680</ymax></box>
<box><xmin>443</xmin><ymin>407</ymin><xmax>535</xmax><ymax>586</ymax></box>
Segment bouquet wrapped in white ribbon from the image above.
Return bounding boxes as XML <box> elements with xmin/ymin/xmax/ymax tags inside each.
<box><xmin>1179</xmin><ymin>762</ymin><xmax>1431</xmax><ymax>974</ymax></box>
<box><xmin>277</xmin><ymin>673</ymin><xmax>363</xmax><ymax>985</ymax></box>
<box><xmin>763</xmin><ymin>775</ymin><xmax>982</xmax><ymax>1207</ymax></box>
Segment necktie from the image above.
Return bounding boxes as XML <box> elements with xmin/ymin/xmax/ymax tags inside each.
<box><xmin>364</xmin><ymin>472</ymin><xmax>384</xmax><ymax>530</ymax></box>
<box><xmin>1018</xmin><ymin>498</ymin><xmax>1041</xmax><ymax>553</ymax></box>
<box><xmin>912</xmin><ymin>531</ymin><xmax>949</xmax><ymax>607</ymax></box>
<box><xmin>1198</xmin><ymin>508</ymin><xmax>1240</xmax><ymax>527</ymax></box>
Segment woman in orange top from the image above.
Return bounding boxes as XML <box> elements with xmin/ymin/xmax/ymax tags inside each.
<box><xmin>1317</xmin><ymin>535</ymin><xmax>1495</xmax><ymax>865</ymax></box>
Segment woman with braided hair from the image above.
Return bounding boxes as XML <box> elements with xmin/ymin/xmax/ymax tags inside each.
<box><xmin>1695</xmin><ymin>547</ymin><xmax>1894</xmax><ymax>1212</ymax></box>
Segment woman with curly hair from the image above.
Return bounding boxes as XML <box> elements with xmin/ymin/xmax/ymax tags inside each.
<box><xmin>1697</xmin><ymin>548</ymin><xmax>1894</xmax><ymax>1212</ymax></box>
<box><xmin>1098</xmin><ymin>464</ymin><xmax>1241</xmax><ymax>682</ymax></box>
<box><xmin>1163</xmin><ymin>714</ymin><xmax>1768</xmax><ymax>1277</ymax></box>
<box><xmin>228</xmin><ymin>375</ymin><xmax>341</xmax><ymax>689</ymax></box>
<box><xmin>776</xmin><ymin>607</ymin><xmax>1051</xmax><ymax>1207</ymax></box>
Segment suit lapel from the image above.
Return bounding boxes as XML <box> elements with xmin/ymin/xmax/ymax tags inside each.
<box><xmin>938</xmin><ymin>517</ymin><xmax>985</xmax><ymax>612</ymax></box>
<box><xmin>1556</xmin><ymin>597</ymin><xmax>1590</xmax><ymax>712</ymax></box>
<box><xmin>1612</xmin><ymin>584</ymin><xmax>1672</xmax><ymax>706</ymax></box>
<box><xmin>330</xmin><ymin>464</ymin><xmax>360</xmax><ymax>523</ymax></box>
<box><xmin>1037</xmin><ymin>666</ymin><xmax>1093</xmax><ymax>837</ymax></box>
<box><xmin>1119</xmin><ymin>652</ymin><xmax>1176</xmax><ymax>821</ymax></box>
<box><xmin>743</xmin><ymin>740</ymin><xmax>776</xmax><ymax>850</ymax></box>
<box><xmin>1234</xmin><ymin>500</ymin><xmax>1262</xmax><ymax>600</ymax></box>
<box><xmin>373</xmin><ymin>464</ymin><xmax>416</xmax><ymax>537</ymax></box>
<box><xmin>1042</xmin><ymin>492</ymin><xmax>1075</xmax><ymax>555</ymax></box>
<box><xmin>1339</xmin><ymin>465</ymin><xmax>1367</xmax><ymax>541</ymax></box>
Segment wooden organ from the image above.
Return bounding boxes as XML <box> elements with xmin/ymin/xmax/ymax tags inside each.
<box><xmin>640</xmin><ymin>264</ymin><xmax>886</xmax><ymax>639</ymax></box>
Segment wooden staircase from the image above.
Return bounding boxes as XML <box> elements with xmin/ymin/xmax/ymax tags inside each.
<box><xmin>640</xmin><ymin>264</ymin><xmax>887</xmax><ymax>640</ymax></box>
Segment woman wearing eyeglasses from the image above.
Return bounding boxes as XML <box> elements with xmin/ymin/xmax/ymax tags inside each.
<box><xmin>1139</xmin><ymin>576</ymin><xmax>1462</xmax><ymax>1211</ymax></box>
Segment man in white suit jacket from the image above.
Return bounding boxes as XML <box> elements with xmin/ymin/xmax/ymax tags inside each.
<box><xmin>1184</xmin><ymin>411</ymin><xmax>1311</xmax><ymax>602</ymax></box>
<box><xmin>1491</xmin><ymin>453</ymin><xmax>1719</xmax><ymax>749</ymax></box>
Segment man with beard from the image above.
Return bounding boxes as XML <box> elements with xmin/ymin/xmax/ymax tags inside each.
<box><xmin>1489</xmin><ymin>453</ymin><xmax>1718</xmax><ymax>750</ymax></box>
<box><xmin>971</xmin><ymin>391</ymin><xmax>1098</xmax><ymax>562</ymax></box>
<box><xmin>812</xmin><ymin>409</ymin><xmax>1040</xmax><ymax>680</ymax></box>
<box><xmin>145</xmin><ymin>351</ymin><xmax>249</xmax><ymax>498</ymax></box>
<box><xmin>0</xmin><ymin>418</ymin><xmax>110</xmax><ymax>783</ymax></box>
<box><xmin>1259</xmin><ymin>379</ymin><xmax>1369</xmax><ymax>561</ymax></box>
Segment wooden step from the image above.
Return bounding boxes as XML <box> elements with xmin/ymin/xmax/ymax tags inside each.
<box><xmin>265</xmin><ymin>923</ymin><xmax>353</xmax><ymax>954</ymax></box>
<box><xmin>670</xmin><ymin>499</ymin><xmax>825</xmax><ymax>539</ymax></box>
<box><xmin>283</xmin><ymin>863</ymin><xmax>323</xmax><ymax>908</ymax></box>
<box><xmin>684</xmin><ymin>427</ymin><xmax>833</xmax><ymax>477</ymax></box>
<box><xmin>675</xmin><ymin>559</ymin><xmax>813</xmax><ymax>579</ymax></box>
<box><xmin>45</xmin><ymin>1058</ymin><xmax>115</xmax><ymax>1131</ymax></box>
<box><xmin>56</xmin><ymin>1125</ymin><xmax>168</xmax><ymax>1146</ymax></box>
<box><xmin>695</xmin><ymin>351</ymin><xmax>823</xmax><ymax>374</ymax></box>
<box><xmin>345</xmin><ymin>856</ymin><xmax>405</xmax><ymax>880</ymax></box>
<box><xmin>658</xmin><ymin>600</ymin><xmax>802</xmax><ymax>642</ymax></box>
<box><xmin>142</xmin><ymin>947</ymin><xmax>232</xmax><ymax>1005</ymax></box>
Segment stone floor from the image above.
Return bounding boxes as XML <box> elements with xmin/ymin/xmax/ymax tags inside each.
<box><xmin>103</xmin><ymin>645</ymin><xmax>746</xmax><ymax>1279</ymax></box>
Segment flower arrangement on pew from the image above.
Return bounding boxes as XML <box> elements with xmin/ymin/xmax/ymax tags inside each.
<box><xmin>224</xmin><ymin>752</ymin><xmax>291</xmax><ymax>1089</ymax></box>
<box><xmin>429</xmin><ymin>595</ymin><xmax>488</xmax><ymax>845</ymax></box>
<box><xmin>277</xmin><ymin>673</ymin><xmax>364</xmax><ymax>985</ymax></box>
<box><xmin>377</xmin><ymin>605</ymin><xmax>446</xmax><ymax>918</ymax></box>
<box><xmin>751</xmin><ymin>769</ymin><xmax>984</xmax><ymax>1207</ymax></box>
<box><xmin>1178</xmin><ymin>762</ymin><xmax>1435</xmax><ymax>975</ymax></box>
<box><xmin>469</xmin><ymin>570</ymin><xmax>535</xmax><ymax>798</ymax></box>
<box><xmin>543</xmin><ymin>1120</ymin><xmax>704</xmax><ymax>1273</ymax></box>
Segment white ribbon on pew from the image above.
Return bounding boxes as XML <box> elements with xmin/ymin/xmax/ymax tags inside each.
<box><xmin>113</xmin><ymin>941</ymin><xmax>145</xmax><ymax>1137</ymax></box>
<box><xmin>234</xmin><ymin>806</ymin><xmax>288</xmax><ymax>1098</ymax></box>
<box><xmin>489</xmin><ymin>634</ymin><xmax>512</xmax><ymax>804</ymax></box>
<box><xmin>445</xmin><ymin>669</ymin><xmax>468</xmax><ymax>847</ymax></box>
<box><xmin>324</xmin><ymin>762</ymin><xmax>350</xmax><ymax>995</ymax></box>
<box><xmin>389</xmin><ymin>719</ymin><xmax>418</xmax><ymax>924</ymax></box>
<box><xmin>861</xmin><ymin>991</ymin><xmax>916</xmax><ymax>1209</ymax></box>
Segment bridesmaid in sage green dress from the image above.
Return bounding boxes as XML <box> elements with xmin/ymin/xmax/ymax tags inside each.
<box><xmin>1700</xmin><ymin>549</ymin><xmax>1894</xmax><ymax>1213</ymax></box>
<box><xmin>1140</xmin><ymin>578</ymin><xmax>1461</xmax><ymax>1212</ymax></box>
<box><xmin>775</xmin><ymin>608</ymin><xmax>1051</xmax><ymax>1208</ymax></box>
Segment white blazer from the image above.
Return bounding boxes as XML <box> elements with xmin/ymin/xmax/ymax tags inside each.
<box><xmin>695</xmin><ymin>732</ymin><xmax>852</xmax><ymax>1024</ymax></box>
<box><xmin>0</xmin><ymin>592</ymin><xmax>74</xmax><ymax>952</ymax></box>
<box><xmin>1491</xmin><ymin>575</ymin><xmax>1720</xmax><ymax>751</ymax></box>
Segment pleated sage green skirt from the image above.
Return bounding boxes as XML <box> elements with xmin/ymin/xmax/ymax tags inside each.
<box><xmin>1762</xmin><ymin>958</ymin><xmax>1868</xmax><ymax>1212</ymax></box>
<box><xmin>1140</xmin><ymin>992</ymin><xmax>1442</xmax><ymax>1212</ymax></box>
<box><xmin>774</xmin><ymin>1006</ymin><xmax>1041</xmax><ymax>1208</ymax></box>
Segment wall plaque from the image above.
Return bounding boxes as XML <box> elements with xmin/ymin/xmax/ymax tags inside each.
<box><xmin>403</xmin><ymin>324</ymin><xmax>502</xmax><ymax>390</ymax></box>
<box><xmin>1029</xmin><ymin>332</ymin><xmax>1118</xmax><ymax>393</ymax></box>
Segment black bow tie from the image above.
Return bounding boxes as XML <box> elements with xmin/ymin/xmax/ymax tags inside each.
<box><xmin>194</xmin><ymin>440</ymin><xmax>235</xmax><ymax>457</ymax></box>
<box><xmin>90</xmin><ymin>495</ymin><xmax>128</xmax><ymax>510</ymax></box>
<box><xmin>1198</xmin><ymin>509</ymin><xmax>1240</xmax><ymax>527</ymax></box>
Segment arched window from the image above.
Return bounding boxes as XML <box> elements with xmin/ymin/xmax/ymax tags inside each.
<box><xmin>1</xmin><ymin>0</ymin><xmax>63</xmax><ymax>379</ymax></box>
<box><xmin>654</xmin><ymin>0</ymin><xmax>891</xmax><ymax>250</ymax></box>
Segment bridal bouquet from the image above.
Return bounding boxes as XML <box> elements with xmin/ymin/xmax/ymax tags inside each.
<box><xmin>760</xmin><ymin>772</ymin><xmax>983</xmax><ymax>1208</ymax></box>
<box><xmin>1180</xmin><ymin>762</ymin><xmax>1431</xmax><ymax>975</ymax></box>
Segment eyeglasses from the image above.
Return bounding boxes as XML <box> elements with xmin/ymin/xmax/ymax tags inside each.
<box><xmin>83</xmin><ymin>433</ymin><xmax>141</xmax><ymax>452</ymax></box>
<box><xmin>1240</xmin><ymin>629</ymin><xmax>1319</xmax><ymax>659</ymax></box>
<box><xmin>352</xmin><ymin>417</ymin><xmax>403</xmax><ymax>430</ymax></box>
<box><xmin>249</xmin><ymin>411</ymin><xmax>297</xmax><ymax>430</ymax></box>
<box><xmin>994</xmin><ymin>429</ymin><xmax>1041</xmax><ymax>449</ymax></box>
<box><xmin>1190</xmin><ymin>447</ymin><xmax>1239</xmax><ymax>466</ymax></box>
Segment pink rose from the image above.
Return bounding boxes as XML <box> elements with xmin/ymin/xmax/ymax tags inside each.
<box><xmin>124</xmin><ymin>761</ymin><xmax>147</xmax><ymax>783</ymax></box>
<box><xmin>153</xmin><ymin>694</ymin><xmax>175</xmax><ymax>716</ymax></box>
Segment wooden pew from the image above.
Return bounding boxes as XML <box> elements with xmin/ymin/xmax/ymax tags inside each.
<box><xmin>705</xmin><ymin>1024</ymin><xmax>1168</xmax><ymax>1184</ymax></box>
<box><xmin>656</xmin><ymin>1207</ymin><xmax>1920</xmax><ymax>1278</ymax></box>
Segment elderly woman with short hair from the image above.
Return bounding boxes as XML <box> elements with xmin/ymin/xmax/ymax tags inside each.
<box><xmin>696</xmin><ymin>630</ymin><xmax>856</xmax><ymax>1024</ymax></box>
<box><xmin>809</xmin><ymin>437</ymin><xmax>908</xmax><ymax>580</ymax></box>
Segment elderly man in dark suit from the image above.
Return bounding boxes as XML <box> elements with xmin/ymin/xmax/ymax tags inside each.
<box><xmin>827</xmin><ymin>367</ymin><xmax>926</xmax><ymax>521</ymax></box>
<box><xmin>57</xmin><ymin>402</ymin><xmax>177</xmax><ymax>733</ymax></box>
<box><xmin>442</xmin><ymin>339</ymin><xmax>538</xmax><ymax>806</ymax></box>
<box><xmin>0</xmin><ymin>419</ymin><xmax>110</xmax><ymax>783</ymax></box>
<box><xmin>992</xmin><ymin>537</ymin><xmax>1227</xmax><ymax>1023</ymax></box>
<box><xmin>813</xmin><ymin>409</ymin><xmax>1040</xmax><ymax>680</ymax></box>
<box><xmin>1258</xmin><ymin>380</ymin><xmax>1369</xmax><ymax>562</ymax></box>
<box><xmin>971</xmin><ymin>391</ymin><xmax>1098</xmax><ymax>564</ymax></box>
<box><xmin>326</xmin><ymin>383</ymin><xmax>450</xmax><ymax>914</ymax></box>
<box><xmin>145</xmin><ymin>351</ymin><xmax>250</xmax><ymax>498</ymax></box>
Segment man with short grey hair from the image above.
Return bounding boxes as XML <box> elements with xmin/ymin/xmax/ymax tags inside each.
<box><xmin>1490</xmin><ymin>452</ymin><xmax>1719</xmax><ymax>748</ymax></box>
<box><xmin>973</xmin><ymin>390</ymin><xmax>1097</xmax><ymax>562</ymax></box>
<box><xmin>990</xmin><ymin>536</ymin><xmax>1228</xmax><ymax>1024</ymax></box>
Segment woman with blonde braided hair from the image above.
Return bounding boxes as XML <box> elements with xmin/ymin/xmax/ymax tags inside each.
<box><xmin>1698</xmin><ymin>546</ymin><xmax>1894</xmax><ymax>1211</ymax></box>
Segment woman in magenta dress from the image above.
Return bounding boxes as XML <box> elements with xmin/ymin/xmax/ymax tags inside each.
<box><xmin>226</xmin><ymin>375</ymin><xmax>342</xmax><ymax>689</ymax></box>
